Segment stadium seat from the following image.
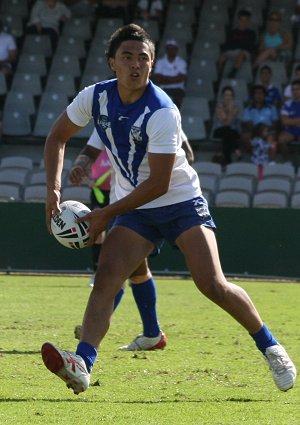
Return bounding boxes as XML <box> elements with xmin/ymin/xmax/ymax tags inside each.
<box><xmin>224</xmin><ymin>162</ymin><xmax>258</xmax><ymax>179</ymax></box>
<box><xmin>185</xmin><ymin>77</ymin><xmax>215</xmax><ymax>101</ymax></box>
<box><xmin>61</xmin><ymin>17</ymin><xmax>92</xmax><ymax>40</ymax></box>
<box><xmin>214</xmin><ymin>191</ymin><xmax>251</xmax><ymax>207</ymax></box>
<box><xmin>15</xmin><ymin>53</ymin><xmax>48</xmax><ymax>77</ymax></box>
<box><xmin>38</xmin><ymin>92</ymin><xmax>69</xmax><ymax>114</ymax></box>
<box><xmin>49</xmin><ymin>54</ymin><xmax>81</xmax><ymax>78</ymax></box>
<box><xmin>291</xmin><ymin>193</ymin><xmax>300</xmax><ymax>208</ymax></box>
<box><xmin>192</xmin><ymin>161</ymin><xmax>223</xmax><ymax>177</ymax></box>
<box><xmin>62</xmin><ymin>185</ymin><xmax>91</xmax><ymax>204</ymax></box>
<box><xmin>21</xmin><ymin>34</ymin><xmax>52</xmax><ymax>57</ymax></box>
<box><xmin>33</xmin><ymin>111</ymin><xmax>60</xmax><ymax>138</ymax></box>
<box><xmin>180</xmin><ymin>96</ymin><xmax>211</xmax><ymax>121</ymax></box>
<box><xmin>218</xmin><ymin>176</ymin><xmax>255</xmax><ymax>196</ymax></box>
<box><xmin>262</xmin><ymin>163</ymin><xmax>295</xmax><ymax>181</ymax></box>
<box><xmin>2</xmin><ymin>110</ymin><xmax>31</xmax><ymax>136</ymax></box>
<box><xmin>0</xmin><ymin>169</ymin><xmax>28</xmax><ymax>187</ymax></box>
<box><xmin>252</xmin><ymin>192</ymin><xmax>288</xmax><ymax>208</ymax></box>
<box><xmin>3</xmin><ymin>91</ymin><xmax>36</xmax><ymax>115</ymax></box>
<box><xmin>55</xmin><ymin>36</ymin><xmax>87</xmax><ymax>59</ymax></box>
<box><xmin>10</xmin><ymin>73</ymin><xmax>42</xmax><ymax>96</ymax></box>
<box><xmin>218</xmin><ymin>78</ymin><xmax>249</xmax><ymax>103</ymax></box>
<box><xmin>0</xmin><ymin>184</ymin><xmax>21</xmax><ymax>201</ymax></box>
<box><xmin>181</xmin><ymin>114</ymin><xmax>206</xmax><ymax>141</ymax></box>
<box><xmin>93</xmin><ymin>18</ymin><xmax>124</xmax><ymax>41</ymax></box>
<box><xmin>0</xmin><ymin>156</ymin><xmax>33</xmax><ymax>170</ymax></box>
<box><xmin>23</xmin><ymin>185</ymin><xmax>47</xmax><ymax>203</ymax></box>
<box><xmin>44</xmin><ymin>74</ymin><xmax>76</xmax><ymax>98</ymax></box>
<box><xmin>256</xmin><ymin>178</ymin><xmax>292</xmax><ymax>197</ymax></box>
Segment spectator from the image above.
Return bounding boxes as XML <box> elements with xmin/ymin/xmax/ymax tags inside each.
<box><xmin>254</xmin><ymin>11</ymin><xmax>293</xmax><ymax>67</ymax></box>
<box><xmin>291</xmin><ymin>0</ymin><xmax>300</xmax><ymax>24</ymax></box>
<box><xmin>257</xmin><ymin>65</ymin><xmax>282</xmax><ymax>109</ymax></box>
<box><xmin>241</xmin><ymin>84</ymin><xmax>279</xmax><ymax>152</ymax></box>
<box><xmin>283</xmin><ymin>65</ymin><xmax>300</xmax><ymax>101</ymax></box>
<box><xmin>218</xmin><ymin>9</ymin><xmax>256</xmax><ymax>78</ymax></box>
<box><xmin>250</xmin><ymin>123</ymin><xmax>277</xmax><ymax>179</ymax></box>
<box><xmin>213</xmin><ymin>86</ymin><xmax>241</xmax><ymax>165</ymax></box>
<box><xmin>153</xmin><ymin>39</ymin><xmax>187</xmax><ymax>108</ymax></box>
<box><xmin>135</xmin><ymin>0</ymin><xmax>164</xmax><ymax>22</ymax></box>
<box><xmin>26</xmin><ymin>0</ymin><xmax>72</xmax><ymax>49</ymax></box>
<box><xmin>0</xmin><ymin>19</ymin><xmax>17</xmax><ymax>79</ymax></box>
<box><xmin>278</xmin><ymin>79</ymin><xmax>300</xmax><ymax>162</ymax></box>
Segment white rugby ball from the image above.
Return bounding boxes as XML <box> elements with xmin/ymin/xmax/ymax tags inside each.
<box><xmin>51</xmin><ymin>200</ymin><xmax>91</xmax><ymax>249</ymax></box>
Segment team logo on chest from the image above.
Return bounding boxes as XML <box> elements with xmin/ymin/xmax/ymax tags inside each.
<box><xmin>97</xmin><ymin>114</ymin><xmax>111</xmax><ymax>131</ymax></box>
<box><xmin>130</xmin><ymin>126</ymin><xmax>142</xmax><ymax>144</ymax></box>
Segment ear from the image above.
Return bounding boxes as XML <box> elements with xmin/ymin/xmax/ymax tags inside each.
<box><xmin>108</xmin><ymin>57</ymin><xmax>115</xmax><ymax>72</ymax></box>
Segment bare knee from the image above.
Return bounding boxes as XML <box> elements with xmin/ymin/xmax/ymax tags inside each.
<box><xmin>195</xmin><ymin>276</ymin><xmax>229</xmax><ymax>304</ymax></box>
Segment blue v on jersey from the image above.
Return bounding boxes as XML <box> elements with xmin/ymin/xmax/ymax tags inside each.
<box><xmin>67</xmin><ymin>79</ymin><xmax>201</xmax><ymax>208</ymax></box>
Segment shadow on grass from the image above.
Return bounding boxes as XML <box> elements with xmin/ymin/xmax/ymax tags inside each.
<box><xmin>0</xmin><ymin>397</ymin><xmax>273</xmax><ymax>404</ymax></box>
<box><xmin>0</xmin><ymin>350</ymin><xmax>40</xmax><ymax>355</ymax></box>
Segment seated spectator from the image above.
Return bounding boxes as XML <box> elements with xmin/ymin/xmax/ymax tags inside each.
<box><xmin>153</xmin><ymin>39</ymin><xmax>187</xmax><ymax>108</ymax></box>
<box><xmin>218</xmin><ymin>9</ymin><xmax>256</xmax><ymax>78</ymax></box>
<box><xmin>257</xmin><ymin>65</ymin><xmax>282</xmax><ymax>109</ymax></box>
<box><xmin>135</xmin><ymin>0</ymin><xmax>164</xmax><ymax>22</ymax></box>
<box><xmin>278</xmin><ymin>79</ymin><xmax>300</xmax><ymax>162</ymax></box>
<box><xmin>283</xmin><ymin>64</ymin><xmax>300</xmax><ymax>101</ymax></box>
<box><xmin>241</xmin><ymin>84</ymin><xmax>279</xmax><ymax>152</ymax></box>
<box><xmin>250</xmin><ymin>123</ymin><xmax>277</xmax><ymax>179</ymax></box>
<box><xmin>254</xmin><ymin>11</ymin><xmax>293</xmax><ymax>67</ymax></box>
<box><xmin>26</xmin><ymin>0</ymin><xmax>72</xmax><ymax>49</ymax></box>
<box><xmin>213</xmin><ymin>86</ymin><xmax>241</xmax><ymax>165</ymax></box>
<box><xmin>0</xmin><ymin>19</ymin><xmax>17</xmax><ymax>78</ymax></box>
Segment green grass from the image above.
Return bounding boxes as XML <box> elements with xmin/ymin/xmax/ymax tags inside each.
<box><xmin>0</xmin><ymin>275</ymin><xmax>299</xmax><ymax>425</ymax></box>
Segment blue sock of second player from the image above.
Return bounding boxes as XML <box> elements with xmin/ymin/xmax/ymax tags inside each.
<box><xmin>130</xmin><ymin>277</ymin><xmax>160</xmax><ymax>338</ymax></box>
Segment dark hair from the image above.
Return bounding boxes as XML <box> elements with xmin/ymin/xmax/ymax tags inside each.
<box><xmin>252</xmin><ymin>123</ymin><xmax>268</xmax><ymax>138</ymax></box>
<box><xmin>238</xmin><ymin>9</ymin><xmax>251</xmax><ymax>19</ymax></box>
<box><xmin>252</xmin><ymin>84</ymin><xmax>267</xmax><ymax>96</ymax></box>
<box><xmin>260</xmin><ymin>65</ymin><xmax>272</xmax><ymax>74</ymax></box>
<box><xmin>292</xmin><ymin>79</ymin><xmax>300</xmax><ymax>88</ymax></box>
<box><xmin>106</xmin><ymin>23</ymin><xmax>155</xmax><ymax>60</ymax></box>
<box><xmin>222</xmin><ymin>85</ymin><xmax>235</xmax><ymax>95</ymax></box>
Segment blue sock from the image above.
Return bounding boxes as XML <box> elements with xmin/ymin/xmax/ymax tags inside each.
<box><xmin>76</xmin><ymin>341</ymin><xmax>97</xmax><ymax>373</ymax></box>
<box><xmin>114</xmin><ymin>287</ymin><xmax>125</xmax><ymax>310</ymax></box>
<box><xmin>130</xmin><ymin>277</ymin><xmax>160</xmax><ymax>338</ymax></box>
<box><xmin>250</xmin><ymin>323</ymin><xmax>278</xmax><ymax>355</ymax></box>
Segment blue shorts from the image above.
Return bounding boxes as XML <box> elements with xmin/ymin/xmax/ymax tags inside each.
<box><xmin>112</xmin><ymin>195</ymin><xmax>216</xmax><ymax>248</ymax></box>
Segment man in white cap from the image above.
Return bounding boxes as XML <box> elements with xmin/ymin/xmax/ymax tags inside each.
<box><xmin>153</xmin><ymin>39</ymin><xmax>187</xmax><ymax>108</ymax></box>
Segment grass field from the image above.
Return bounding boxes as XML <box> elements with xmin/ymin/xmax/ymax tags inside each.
<box><xmin>0</xmin><ymin>275</ymin><xmax>299</xmax><ymax>425</ymax></box>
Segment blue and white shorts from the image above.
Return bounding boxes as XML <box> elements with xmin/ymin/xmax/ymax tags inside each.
<box><xmin>112</xmin><ymin>195</ymin><xmax>216</xmax><ymax>249</ymax></box>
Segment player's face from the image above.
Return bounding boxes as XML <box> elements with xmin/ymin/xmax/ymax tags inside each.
<box><xmin>109</xmin><ymin>40</ymin><xmax>153</xmax><ymax>102</ymax></box>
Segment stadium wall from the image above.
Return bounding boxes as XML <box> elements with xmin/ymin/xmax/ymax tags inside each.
<box><xmin>1</xmin><ymin>203</ymin><xmax>299</xmax><ymax>278</ymax></box>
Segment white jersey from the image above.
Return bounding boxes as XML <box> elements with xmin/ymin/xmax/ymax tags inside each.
<box><xmin>67</xmin><ymin>79</ymin><xmax>201</xmax><ymax>208</ymax></box>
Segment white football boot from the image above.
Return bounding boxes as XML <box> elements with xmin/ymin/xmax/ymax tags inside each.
<box><xmin>264</xmin><ymin>344</ymin><xmax>297</xmax><ymax>391</ymax></box>
<box><xmin>118</xmin><ymin>331</ymin><xmax>167</xmax><ymax>351</ymax></box>
<box><xmin>41</xmin><ymin>342</ymin><xmax>90</xmax><ymax>394</ymax></box>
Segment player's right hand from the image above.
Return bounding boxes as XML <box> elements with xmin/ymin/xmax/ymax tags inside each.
<box><xmin>45</xmin><ymin>189</ymin><xmax>61</xmax><ymax>234</ymax></box>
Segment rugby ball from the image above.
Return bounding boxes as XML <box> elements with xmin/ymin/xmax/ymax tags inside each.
<box><xmin>51</xmin><ymin>200</ymin><xmax>91</xmax><ymax>249</ymax></box>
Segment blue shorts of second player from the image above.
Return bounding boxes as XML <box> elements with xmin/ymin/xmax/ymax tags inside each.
<box><xmin>113</xmin><ymin>195</ymin><xmax>216</xmax><ymax>249</ymax></box>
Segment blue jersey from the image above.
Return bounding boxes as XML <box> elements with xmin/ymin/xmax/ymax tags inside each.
<box><xmin>67</xmin><ymin>79</ymin><xmax>201</xmax><ymax>208</ymax></box>
<box><xmin>92</xmin><ymin>79</ymin><xmax>174</xmax><ymax>188</ymax></box>
<box><xmin>242</xmin><ymin>103</ymin><xmax>279</xmax><ymax>126</ymax></box>
<box><xmin>281</xmin><ymin>99</ymin><xmax>300</xmax><ymax>137</ymax></box>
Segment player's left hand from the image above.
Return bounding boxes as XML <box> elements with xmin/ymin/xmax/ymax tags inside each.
<box><xmin>76</xmin><ymin>208</ymin><xmax>111</xmax><ymax>246</ymax></box>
